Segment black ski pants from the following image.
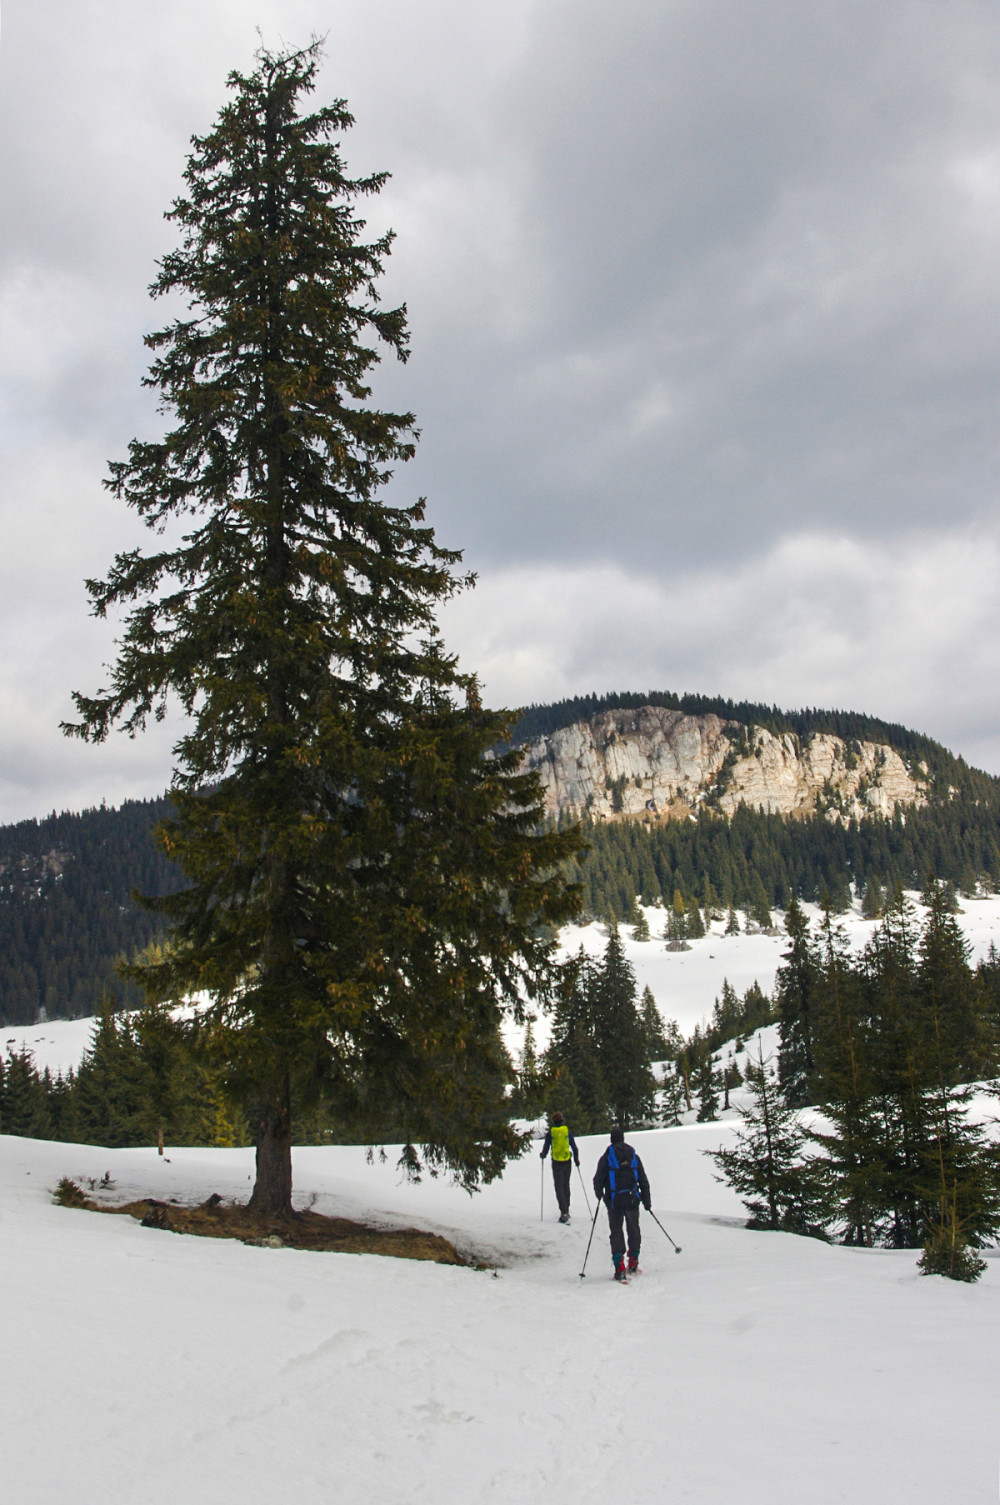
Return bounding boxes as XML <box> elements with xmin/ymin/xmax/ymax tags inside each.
<box><xmin>606</xmin><ymin>1199</ymin><xmax>641</xmax><ymax>1261</ymax></box>
<box><xmin>551</xmin><ymin>1158</ymin><xmax>572</xmax><ymax>1215</ymax></box>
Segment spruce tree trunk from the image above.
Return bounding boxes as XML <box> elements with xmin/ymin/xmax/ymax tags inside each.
<box><xmin>248</xmin><ymin>1076</ymin><xmax>293</xmax><ymax>1219</ymax></box>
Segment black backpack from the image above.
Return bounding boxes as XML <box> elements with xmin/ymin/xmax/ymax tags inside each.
<box><xmin>607</xmin><ymin>1144</ymin><xmax>639</xmax><ymax>1209</ymax></box>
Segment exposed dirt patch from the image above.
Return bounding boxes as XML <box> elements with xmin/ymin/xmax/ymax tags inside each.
<box><xmin>54</xmin><ymin>1181</ymin><xmax>467</xmax><ymax>1265</ymax></box>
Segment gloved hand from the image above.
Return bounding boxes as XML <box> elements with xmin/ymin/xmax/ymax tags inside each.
<box><xmin>643</xmin><ymin>1201</ymin><xmax>651</xmax><ymax>1213</ymax></box>
<box><xmin>539</xmin><ymin>1151</ymin><xmax>545</xmax><ymax>1159</ymax></box>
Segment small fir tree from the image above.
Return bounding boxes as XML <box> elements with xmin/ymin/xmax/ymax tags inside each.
<box><xmin>693</xmin><ymin>1051</ymin><xmax>721</xmax><ymax>1122</ymax></box>
<box><xmin>710</xmin><ymin>1045</ymin><xmax>827</xmax><ymax>1234</ymax></box>
<box><xmin>511</xmin><ymin>1019</ymin><xmax>547</xmax><ymax>1120</ymax></box>
<box><xmin>686</xmin><ymin>905</ymin><xmax>706</xmax><ymax>939</ymax></box>
<box><xmin>662</xmin><ymin>903</ymin><xmax>686</xmax><ymax>951</ymax></box>
<box><xmin>776</xmin><ymin>897</ymin><xmax>821</xmax><ymax>1107</ymax></box>
<box><xmin>1</xmin><ymin>1050</ymin><xmax>53</xmax><ymax>1139</ymax></box>
<box><xmin>861</xmin><ymin>879</ymin><xmax>885</xmax><ymax>920</ymax></box>
<box><xmin>639</xmin><ymin>985</ymin><xmax>668</xmax><ymax>1060</ymax></box>
<box><xmin>658</xmin><ymin>1064</ymin><xmax>687</xmax><ymax>1126</ymax></box>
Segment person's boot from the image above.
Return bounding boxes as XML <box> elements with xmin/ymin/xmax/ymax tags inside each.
<box><xmin>613</xmin><ymin>1255</ymin><xmax>628</xmax><ymax>1281</ymax></box>
<box><xmin>558</xmin><ymin>1211</ymin><xmax>570</xmax><ymax>1224</ymax></box>
<box><xmin>627</xmin><ymin>1254</ymin><xmax>640</xmax><ymax>1275</ymax></box>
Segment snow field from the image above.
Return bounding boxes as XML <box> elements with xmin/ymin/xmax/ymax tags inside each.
<box><xmin>4</xmin><ymin>1124</ymin><xmax>1000</xmax><ymax>1505</ymax></box>
<box><xmin>6</xmin><ymin>893</ymin><xmax>1000</xmax><ymax>1500</ymax></box>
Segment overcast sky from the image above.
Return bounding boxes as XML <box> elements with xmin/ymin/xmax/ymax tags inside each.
<box><xmin>2</xmin><ymin>0</ymin><xmax>1000</xmax><ymax>821</ymax></box>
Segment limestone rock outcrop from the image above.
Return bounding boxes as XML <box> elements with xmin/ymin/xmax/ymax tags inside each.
<box><xmin>518</xmin><ymin>706</ymin><xmax>927</xmax><ymax>824</ymax></box>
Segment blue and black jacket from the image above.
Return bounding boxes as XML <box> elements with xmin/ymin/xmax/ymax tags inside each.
<box><xmin>593</xmin><ymin>1140</ymin><xmax>651</xmax><ymax>1210</ymax></box>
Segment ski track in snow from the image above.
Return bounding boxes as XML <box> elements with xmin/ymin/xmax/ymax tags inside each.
<box><xmin>3</xmin><ymin>1127</ymin><xmax>1000</xmax><ymax>1504</ymax></box>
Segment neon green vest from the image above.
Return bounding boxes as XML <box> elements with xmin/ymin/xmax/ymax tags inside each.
<box><xmin>550</xmin><ymin>1124</ymin><xmax>572</xmax><ymax>1161</ymax></box>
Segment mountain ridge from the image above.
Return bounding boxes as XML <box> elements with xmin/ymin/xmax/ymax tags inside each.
<box><xmin>506</xmin><ymin>690</ymin><xmax>996</xmax><ymax>801</ymax></box>
<box><xmin>2</xmin><ymin>694</ymin><xmax>999</xmax><ymax>1025</ymax></box>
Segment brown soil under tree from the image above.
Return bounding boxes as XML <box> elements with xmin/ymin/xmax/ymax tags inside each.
<box><xmin>54</xmin><ymin>1179</ymin><xmax>469</xmax><ymax>1265</ymax></box>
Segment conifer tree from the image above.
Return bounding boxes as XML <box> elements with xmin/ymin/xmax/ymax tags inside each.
<box><xmin>711</xmin><ymin>979</ymin><xmax>742</xmax><ymax>1047</ymax></box>
<box><xmin>1</xmin><ymin>1049</ymin><xmax>53</xmax><ymax>1139</ymax></box>
<box><xmin>911</xmin><ymin>885</ymin><xmax>1000</xmax><ymax>1277</ymax></box>
<box><xmin>746</xmin><ymin>871</ymin><xmax>773</xmax><ymax>932</ymax></box>
<box><xmin>916</xmin><ymin>881</ymin><xmax>989</xmax><ymax>1083</ymax></box>
<box><xmin>511</xmin><ymin>1019</ymin><xmax>547</xmax><ymax>1120</ymax></box>
<box><xmin>663</xmin><ymin>892</ymin><xmax>690</xmax><ymax>952</ymax></box>
<box><xmin>710</xmin><ymin>1044</ymin><xmax>827</xmax><ymax>1234</ymax></box>
<box><xmin>658</xmin><ymin>1064</ymin><xmax>687</xmax><ymax>1126</ymax></box>
<box><xmin>861</xmin><ymin>889</ymin><xmax>927</xmax><ymax>1246</ymax></box>
<box><xmin>808</xmin><ymin>908</ymin><xmax>883</xmax><ymax>1244</ymax></box>
<box><xmin>639</xmin><ymin>984</ymin><xmax>668</xmax><ymax>1060</ymax></box>
<box><xmin>543</xmin><ymin>949</ymin><xmax>608</xmax><ymax>1133</ymax></box>
<box><xmin>686</xmin><ymin>904</ymin><xmax>706</xmax><ymax>939</ymax></box>
<box><xmin>591</xmin><ymin>928</ymin><xmax>656</xmax><ymax>1128</ymax></box>
<box><xmin>776</xmin><ymin>897</ymin><xmax>821</xmax><ymax>1106</ymax></box>
<box><xmin>693</xmin><ymin>1050</ymin><xmax>721</xmax><ymax>1122</ymax></box>
<box><xmin>660</xmin><ymin>1017</ymin><xmax>684</xmax><ymax>1061</ymax></box>
<box><xmin>702</xmin><ymin>876</ymin><xmax>721</xmax><ymax>921</ymax></box>
<box><xmin>860</xmin><ymin>878</ymin><xmax>885</xmax><ymax>920</ymax></box>
<box><xmin>64</xmin><ymin>44</ymin><xmax>579</xmax><ymax>1214</ymax></box>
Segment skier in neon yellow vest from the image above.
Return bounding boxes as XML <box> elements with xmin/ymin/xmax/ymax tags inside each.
<box><xmin>539</xmin><ymin>1111</ymin><xmax>580</xmax><ymax>1223</ymax></box>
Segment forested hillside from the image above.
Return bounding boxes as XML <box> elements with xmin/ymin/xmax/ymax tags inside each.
<box><xmin>514</xmin><ymin>693</ymin><xmax>1000</xmax><ymax>920</ymax></box>
<box><xmin>0</xmin><ymin>800</ymin><xmax>180</xmax><ymax>1027</ymax></box>
<box><xmin>569</xmin><ymin>795</ymin><xmax>1000</xmax><ymax>920</ymax></box>
<box><xmin>3</xmin><ymin>696</ymin><xmax>1000</xmax><ymax>1026</ymax></box>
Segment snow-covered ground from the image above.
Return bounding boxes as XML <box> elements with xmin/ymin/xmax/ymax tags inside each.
<box><xmin>4</xmin><ymin>1123</ymin><xmax>1000</xmax><ymax>1504</ymax></box>
<box><xmin>556</xmin><ymin>890</ymin><xmax>1000</xmax><ymax>1040</ymax></box>
<box><xmin>6</xmin><ymin>894</ymin><xmax>1000</xmax><ymax>1500</ymax></box>
<box><xmin>10</xmin><ymin>892</ymin><xmax>1000</xmax><ymax>1077</ymax></box>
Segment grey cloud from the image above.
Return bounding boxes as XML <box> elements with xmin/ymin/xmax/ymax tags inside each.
<box><xmin>3</xmin><ymin>1</ymin><xmax>1000</xmax><ymax>820</ymax></box>
<box><xmin>372</xmin><ymin>0</ymin><xmax>1000</xmax><ymax>566</ymax></box>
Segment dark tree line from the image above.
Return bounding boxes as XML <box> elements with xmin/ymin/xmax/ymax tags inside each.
<box><xmin>0</xmin><ymin>1007</ymin><xmax>246</xmax><ymax>1150</ymax></box>
<box><xmin>512</xmin><ymin>928</ymin><xmax>662</xmax><ymax>1134</ymax></box>
<box><xmin>570</xmin><ymin>799</ymin><xmax>1000</xmax><ymax>923</ymax></box>
<box><xmin>0</xmin><ymin>800</ymin><xmax>181</xmax><ymax>1026</ymax></box>
<box><xmin>713</xmin><ymin>889</ymin><xmax>1000</xmax><ymax>1281</ymax></box>
<box><xmin>4</xmin><ymin>723</ymin><xmax>999</xmax><ymax>1031</ymax></box>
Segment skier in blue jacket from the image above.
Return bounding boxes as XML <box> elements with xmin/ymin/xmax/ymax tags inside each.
<box><xmin>593</xmin><ymin>1127</ymin><xmax>651</xmax><ymax>1280</ymax></box>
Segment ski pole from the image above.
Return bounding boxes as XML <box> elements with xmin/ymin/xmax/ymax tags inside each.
<box><xmin>649</xmin><ymin>1209</ymin><xmax>682</xmax><ymax>1254</ymax></box>
<box><xmin>576</xmin><ymin>1162</ymin><xmax>592</xmax><ymax>1218</ymax></box>
<box><xmin>578</xmin><ymin>1196</ymin><xmax>602</xmax><ymax>1279</ymax></box>
<box><xmin>540</xmin><ymin>1154</ymin><xmax>545</xmax><ymax>1223</ymax></box>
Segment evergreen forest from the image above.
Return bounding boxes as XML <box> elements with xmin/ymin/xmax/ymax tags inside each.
<box><xmin>569</xmin><ymin>795</ymin><xmax>1000</xmax><ymax>921</ymax></box>
<box><xmin>709</xmin><ymin>889</ymin><xmax>1000</xmax><ymax>1280</ymax></box>
<box><xmin>0</xmin><ymin>799</ymin><xmax>181</xmax><ymax>1027</ymax></box>
<box><xmin>4</xmin><ymin>694</ymin><xmax>1000</xmax><ymax>1027</ymax></box>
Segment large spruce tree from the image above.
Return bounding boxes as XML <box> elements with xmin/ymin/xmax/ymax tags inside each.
<box><xmin>591</xmin><ymin>928</ymin><xmax>656</xmax><ymax>1129</ymax></box>
<box><xmin>65</xmin><ymin>43</ymin><xmax>579</xmax><ymax>1216</ymax></box>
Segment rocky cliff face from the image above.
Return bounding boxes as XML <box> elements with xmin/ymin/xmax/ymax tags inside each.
<box><xmin>518</xmin><ymin>705</ymin><xmax>928</xmax><ymax>823</ymax></box>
